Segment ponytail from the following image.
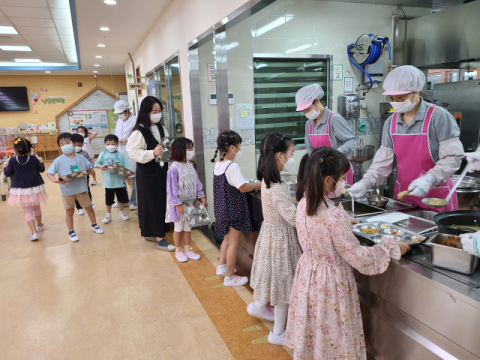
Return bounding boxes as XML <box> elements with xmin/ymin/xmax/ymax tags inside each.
<box><xmin>211</xmin><ymin>130</ymin><xmax>242</xmax><ymax>163</ymax></box>
<box><xmin>257</xmin><ymin>132</ymin><xmax>293</xmax><ymax>188</ymax></box>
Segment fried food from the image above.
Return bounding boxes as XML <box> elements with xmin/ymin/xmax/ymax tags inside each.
<box><xmin>443</xmin><ymin>235</ymin><xmax>461</xmax><ymax>248</ymax></box>
<box><xmin>379</xmin><ymin>224</ymin><xmax>389</xmax><ymax>229</ymax></box>
<box><xmin>398</xmin><ymin>191</ymin><xmax>410</xmax><ymax>200</ymax></box>
<box><xmin>411</xmin><ymin>236</ymin><xmax>424</xmax><ymax>243</ymax></box>
<box><xmin>362</xmin><ymin>229</ymin><xmax>379</xmax><ymax>234</ymax></box>
<box><xmin>423</xmin><ymin>198</ymin><xmax>448</xmax><ymax>207</ymax></box>
<box><xmin>390</xmin><ymin>231</ymin><xmax>397</xmax><ymax>235</ymax></box>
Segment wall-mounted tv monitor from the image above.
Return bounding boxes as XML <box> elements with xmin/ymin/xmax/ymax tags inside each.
<box><xmin>0</xmin><ymin>87</ymin><xmax>30</xmax><ymax>111</ymax></box>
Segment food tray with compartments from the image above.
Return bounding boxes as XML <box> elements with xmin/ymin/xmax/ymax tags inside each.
<box><xmin>182</xmin><ymin>199</ymin><xmax>211</xmax><ymax>228</ymax></box>
<box><xmin>352</xmin><ymin>222</ymin><xmax>427</xmax><ymax>247</ymax></box>
<box><xmin>105</xmin><ymin>162</ymin><xmax>135</xmax><ymax>177</ymax></box>
<box><xmin>59</xmin><ymin>169</ymin><xmax>90</xmax><ymax>182</ymax></box>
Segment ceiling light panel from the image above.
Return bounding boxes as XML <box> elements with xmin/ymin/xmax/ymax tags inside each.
<box><xmin>104</xmin><ymin>0</ymin><xmax>117</xmax><ymax>4</ymax></box>
<box><xmin>100</xmin><ymin>27</ymin><xmax>109</xmax><ymax>31</ymax></box>
<box><xmin>9</xmin><ymin>18</ymin><xmax>55</xmax><ymax>27</ymax></box>
<box><xmin>0</xmin><ymin>6</ymin><xmax>51</xmax><ymax>18</ymax></box>
<box><xmin>95</xmin><ymin>55</ymin><xmax>102</xmax><ymax>58</ymax></box>
<box><xmin>0</xmin><ymin>26</ymin><xmax>17</xmax><ymax>34</ymax></box>
<box><xmin>97</xmin><ymin>44</ymin><xmax>105</xmax><ymax>47</ymax></box>
<box><xmin>45</xmin><ymin>71</ymin><xmax>51</xmax><ymax>73</ymax></box>
<box><xmin>0</xmin><ymin>45</ymin><xmax>31</xmax><ymax>51</ymax></box>
<box><xmin>13</xmin><ymin>58</ymin><xmax>41</xmax><ymax>62</ymax></box>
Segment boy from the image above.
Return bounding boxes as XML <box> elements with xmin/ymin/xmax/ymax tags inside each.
<box><xmin>94</xmin><ymin>134</ymin><xmax>130</xmax><ymax>224</ymax></box>
<box><xmin>47</xmin><ymin>132</ymin><xmax>104</xmax><ymax>242</ymax></box>
<box><xmin>72</xmin><ymin>133</ymin><xmax>95</xmax><ymax>215</ymax></box>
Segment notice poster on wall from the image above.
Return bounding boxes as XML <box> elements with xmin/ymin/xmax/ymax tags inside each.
<box><xmin>207</xmin><ymin>63</ymin><xmax>216</xmax><ymax>82</ymax></box>
<box><xmin>344</xmin><ymin>77</ymin><xmax>354</xmax><ymax>93</ymax></box>
<box><xmin>333</xmin><ymin>64</ymin><xmax>343</xmax><ymax>81</ymax></box>
<box><xmin>235</xmin><ymin>104</ymin><xmax>254</xmax><ymax>130</ymax></box>
<box><xmin>68</xmin><ymin>110</ymin><xmax>110</xmax><ymax>137</ymax></box>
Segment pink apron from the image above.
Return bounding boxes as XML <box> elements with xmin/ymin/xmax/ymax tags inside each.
<box><xmin>309</xmin><ymin>112</ymin><xmax>354</xmax><ymax>185</ymax></box>
<box><xmin>391</xmin><ymin>104</ymin><xmax>457</xmax><ymax>212</ymax></box>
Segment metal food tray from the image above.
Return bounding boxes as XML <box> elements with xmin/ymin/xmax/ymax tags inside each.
<box><xmin>428</xmin><ymin>233</ymin><xmax>480</xmax><ymax>274</ymax></box>
<box><xmin>59</xmin><ymin>169</ymin><xmax>90</xmax><ymax>182</ymax></box>
<box><xmin>352</xmin><ymin>222</ymin><xmax>427</xmax><ymax>247</ymax></box>
<box><xmin>182</xmin><ymin>199</ymin><xmax>211</xmax><ymax>228</ymax></box>
<box><xmin>106</xmin><ymin>162</ymin><xmax>135</xmax><ymax>177</ymax></box>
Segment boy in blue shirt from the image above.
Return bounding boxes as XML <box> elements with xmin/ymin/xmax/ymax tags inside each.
<box><xmin>95</xmin><ymin>134</ymin><xmax>131</xmax><ymax>224</ymax></box>
<box><xmin>47</xmin><ymin>133</ymin><xmax>104</xmax><ymax>242</ymax></box>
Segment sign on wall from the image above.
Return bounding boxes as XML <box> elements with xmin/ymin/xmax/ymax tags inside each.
<box><xmin>68</xmin><ymin>110</ymin><xmax>110</xmax><ymax>137</ymax></box>
<box><xmin>129</xmin><ymin>83</ymin><xmax>146</xmax><ymax>91</ymax></box>
<box><xmin>207</xmin><ymin>63</ymin><xmax>216</xmax><ymax>82</ymax></box>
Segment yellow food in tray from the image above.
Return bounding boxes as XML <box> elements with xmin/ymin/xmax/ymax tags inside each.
<box><xmin>398</xmin><ymin>191</ymin><xmax>410</xmax><ymax>200</ymax></box>
<box><xmin>379</xmin><ymin>224</ymin><xmax>389</xmax><ymax>229</ymax></box>
<box><xmin>411</xmin><ymin>237</ymin><xmax>424</xmax><ymax>243</ymax></box>
<box><xmin>362</xmin><ymin>229</ymin><xmax>379</xmax><ymax>234</ymax></box>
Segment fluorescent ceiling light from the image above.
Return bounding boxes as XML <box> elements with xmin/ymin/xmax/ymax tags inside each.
<box><xmin>255</xmin><ymin>15</ymin><xmax>294</xmax><ymax>37</ymax></box>
<box><xmin>45</xmin><ymin>71</ymin><xmax>51</xmax><ymax>73</ymax></box>
<box><xmin>97</xmin><ymin>44</ymin><xmax>105</xmax><ymax>47</ymax></box>
<box><xmin>95</xmin><ymin>55</ymin><xmax>102</xmax><ymax>58</ymax></box>
<box><xmin>14</xmin><ymin>59</ymin><xmax>41</xmax><ymax>63</ymax></box>
<box><xmin>0</xmin><ymin>45</ymin><xmax>32</xmax><ymax>51</ymax></box>
<box><xmin>0</xmin><ymin>26</ymin><xmax>17</xmax><ymax>35</ymax></box>
<box><xmin>93</xmin><ymin>71</ymin><xmax>98</xmax><ymax>73</ymax></box>
<box><xmin>104</xmin><ymin>0</ymin><xmax>117</xmax><ymax>4</ymax></box>
<box><xmin>94</xmin><ymin>64</ymin><xmax>100</xmax><ymax>67</ymax></box>
<box><xmin>100</xmin><ymin>27</ymin><xmax>110</xmax><ymax>31</ymax></box>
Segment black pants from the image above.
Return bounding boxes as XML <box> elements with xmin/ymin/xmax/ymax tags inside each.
<box><xmin>75</xmin><ymin>175</ymin><xmax>92</xmax><ymax>210</ymax></box>
<box><xmin>105</xmin><ymin>187</ymin><xmax>129</xmax><ymax>206</ymax></box>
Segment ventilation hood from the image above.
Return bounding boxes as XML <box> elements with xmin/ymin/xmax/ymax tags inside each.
<box><xmin>406</xmin><ymin>1</ymin><xmax>480</xmax><ymax>69</ymax></box>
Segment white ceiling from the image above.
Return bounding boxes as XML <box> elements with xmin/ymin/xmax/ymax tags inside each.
<box><xmin>0</xmin><ymin>0</ymin><xmax>172</xmax><ymax>75</ymax></box>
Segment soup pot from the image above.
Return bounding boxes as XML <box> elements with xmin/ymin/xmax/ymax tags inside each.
<box><xmin>433</xmin><ymin>210</ymin><xmax>480</xmax><ymax>235</ymax></box>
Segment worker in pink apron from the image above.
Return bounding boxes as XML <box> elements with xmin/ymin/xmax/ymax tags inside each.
<box><xmin>295</xmin><ymin>84</ymin><xmax>357</xmax><ymax>184</ymax></box>
<box><xmin>348</xmin><ymin>66</ymin><xmax>464</xmax><ymax>212</ymax></box>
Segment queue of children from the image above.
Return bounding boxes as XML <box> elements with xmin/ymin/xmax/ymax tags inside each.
<box><xmin>4</xmin><ymin>124</ymin><xmax>410</xmax><ymax>359</ymax></box>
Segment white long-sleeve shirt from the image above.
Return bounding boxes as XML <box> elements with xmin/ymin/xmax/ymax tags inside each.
<box><xmin>114</xmin><ymin>114</ymin><xmax>136</xmax><ymax>172</ymax></box>
<box><xmin>126</xmin><ymin>124</ymin><xmax>169</xmax><ymax>164</ymax></box>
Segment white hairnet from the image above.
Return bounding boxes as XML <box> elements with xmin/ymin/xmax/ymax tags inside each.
<box><xmin>295</xmin><ymin>84</ymin><xmax>324</xmax><ymax>111</ymax></box>
<box><xmin>114</xmin><ymin>100</ymin><xmax>132</xmax><ymax>114</ymax></box>
<box><xmin>382</xmin><ymin>65</ymin><xmax>426</xmax><ymax>95</ymax></box>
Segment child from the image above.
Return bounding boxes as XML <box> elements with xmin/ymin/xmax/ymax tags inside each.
<box><xmin>166</xmin><ymin>137</ymin><xmax>206</xmax><ymax>262</ymax></box>
<box><xmin>73</xmin><ymin>134</ymin><xmax>95</xmax><ymax>215</ymax></box>
<box><xmin>211</xmin><ymin>130</ymin><xmax>261</xmax><ymax>287</ymax></box>
<box><xmin>77</xmin><ymin>126</ymin><xmax>98</xmax><ymax>186</ymax></box>
<box><xmin>248</xmin><ymin>133</ymin><xmax>302</xmax><ymax>346</ymax></box>
<box><xmin>285</xmin><ymin>147</ymin><xmax>410</xmax><ymax>360</ymax></box>
<box><xmin>94</xmin><ymin>134</ymin><xmax>130</xmax><ymax>223</ymax></box>
<box><xmin>4</xmin><ymin>137</ymin><xmax>47</xmax><ymax>241</ymax></box>
<box><xmin>47</xmin><ymin>132</ymin><xmax>104</xmax><ymax>241</ymax></box>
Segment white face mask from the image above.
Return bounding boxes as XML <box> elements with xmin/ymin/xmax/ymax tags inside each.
<box><xmin>150</xmin><ymin>113</ymin><xmax>162</xmax><ymax>123</ymax></box>
<box><xmin>186</xmin><ymin>150</ymin><xmax>195</xmax><ymax>161</ymax></box>
<box><xmin>305</xmin><ymin>101</ymin><xmax>321</xmax><ymax>120</ymax></box>
<box><xmin>75</xmin><ymin>146</ymin><xmax>82</xmax><ymax>153</ymax></box>
<box><xmin>78</xmin><ymin>133</ymin><xmax>85</xmax><ymax>138</ymax></box>
<box><xmin>281</xmin><ymin>153</ymin><xmax>295</xmax><ymax>173</ymax></box>
<box><xmin>390</xmin><ymin>94</ymin><xmax>416</xmax><ymax>113</ymax></box>
<box><xmin>106</xmin><ymin>145</ymin><xmax>117</xmax><ymax>153</ymax></box>
<box><xmin>233</xmin><ymin>147</ymin><xmax>242</xmax><ymax>163</ymax></box>
<box><xmin>328</xmin><ymin>178</ymin><xmax>345</xmax><ymax>198</ymax></box>
<box><xmin>118</xmin><ymin>113</ymin><xmax>127</xmax><ymax>121</ymax></box>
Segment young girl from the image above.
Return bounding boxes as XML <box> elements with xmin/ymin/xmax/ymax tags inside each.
<box><xmin>77</xmin><ymin>126</ymin><xmax>98</xmax><ymax>186</ymax></box>
<box><xmin>212</xmin><ymin>130</ymin><xmax>261</xmax><ymax>286</ymax></box>
<box><xmin>167</xmin><ymin>137</ymin><xmax>207</xmax><ymax>262</ymax></box>
<box><xmin>4</xmin><ymin>137</ymin><xmax>47</xmax><ymax>241</ymax></box>
<box><xmin>248</xmin><ymin>132</ymin><xmax>302</xmax><ymax>346</ymax></box>
<box><xmin>285</xmin><ymin>146</ymin><xmax>410</xmax><ymax>360</ymax></box>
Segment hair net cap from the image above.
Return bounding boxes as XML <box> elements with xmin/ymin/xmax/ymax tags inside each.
<box><xmin>382</xmin><ymin>65</ymin><xmax>426</xmax><ymax>95</ymax></box>
<box><xmin>295</xmin><ymin>84</ymin><xmax>324</xmax><ymax>111</ymax></box>
<box><xmin>114</xmin><ymin>100</ymin><xmax>132</xmax><ymax>114</ymax></box>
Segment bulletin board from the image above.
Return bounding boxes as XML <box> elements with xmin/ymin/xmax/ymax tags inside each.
<box><xmin>68</xmin><ymin>110</ymin><xmax>110</xmax><ymax>137</ymax></box>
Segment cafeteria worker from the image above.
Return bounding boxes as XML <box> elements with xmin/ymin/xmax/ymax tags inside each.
<box><xmin>348</xmin><ymin>65</ymin><xmax>464</xmax><ymax>211</ymax></box>
<box><xmin>295</xmin><ymin>84</ymin><xmax>357</xmax><ymax>184</ymax></box>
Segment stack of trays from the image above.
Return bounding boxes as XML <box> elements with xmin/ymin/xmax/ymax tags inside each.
<box><xmin>182</xmin><ymin>199</ymin><xmax>211</xmax><ymax>228</ymax></box>
<box><xmin>59</xmin><ymin>169</ymin><xmax>90</xmax><ymax>182</ymax></box>
<box><xmin>106</xmin><ymin>163</ymin><xmax>135</xmax><ymax>177</ymax></box>
<box><xmin>352</xmin><ymin>222</ymin><xmax>426</xmax><ymax>247</ymax></box>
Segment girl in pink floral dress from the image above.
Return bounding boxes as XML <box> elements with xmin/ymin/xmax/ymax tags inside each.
<box><xmin>285</xmin><ymin>147</ymin><xmax>410</xmax><ymax>360</ymax></box>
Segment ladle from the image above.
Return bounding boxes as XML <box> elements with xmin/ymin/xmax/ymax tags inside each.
<box><xmin>422</xmin><ymin>166</ymin><xmax>469</xmax><ymax>208</ymax></box>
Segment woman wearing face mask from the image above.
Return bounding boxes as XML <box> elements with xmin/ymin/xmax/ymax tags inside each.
<box><xmin>126</xmin><ymin>96</ymin><xmax>175</xmax><ymax>252</ymax></box>
<box><xmin>114</xmin><ymin>100</ymin><xmax>137</xmax><ymax>210</ymax></box>
<box><xmin>348</xmin><ymin>65</ymin><xmax>463</xmax><ymax>212</ymax></box>
<box><xmin>247</xmin><ymin>133</ymin><xmax>302</xmax><ymax>346</ymax></box>
<box><xmin>295</xmin><ymin>84</ymin><xmax>357</xmax><ymax>185</ymax></box>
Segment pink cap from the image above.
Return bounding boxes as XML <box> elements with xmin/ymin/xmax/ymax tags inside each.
<box><xmin>296</xmin><ymin>100</ymin><xmax>313</xmax><ymax>111</ymax></box>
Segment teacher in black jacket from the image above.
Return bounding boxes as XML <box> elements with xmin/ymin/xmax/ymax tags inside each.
<box><xmin>126</xmin><ymin>96</ymin><xmax>174</xmax><ymax>251</ymax></box>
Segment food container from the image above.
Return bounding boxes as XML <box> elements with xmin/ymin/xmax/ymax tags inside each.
<box><xmin>429</xmin><ymin>233</ymin><xmax>480</xmax><ymax>274</ymax></box>
<box><xmin>59</xmin><ymin>169</ymin><xmax>90</xmax><ymax>182</ymax></box>
<box><xmin>182</xmin><ymin>199</ymin><xmax>211</xmax><ymax>228</ymax></box>
<box><xmin>367</xmin><ymin>195</ymin><xmax>389</xmax><ymax>207</ymax></box>
<box><xmin>352</xmin><ymin>222</ymin><xmax>426</xmax><ymax>247</ymax></box>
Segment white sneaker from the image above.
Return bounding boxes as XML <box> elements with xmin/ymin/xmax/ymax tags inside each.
<box><xmin>91</xmin><ymin>180</ymin><xmax>97</xmax><ymax>186</ymax></box>
<box><xmin>247</xmin><ymin>302</ymin><xmax>275</xmax><ymax>322</ymax></box>
<box><xmin>175</xmin><ymin>251</ymin><xmax>188</xmax><ymax>263</ymax></box>
<box><xmin>224</xmin><ymin>275</ymin><xmax>248</xmax><ymax>287</ymax></box>
<box><xmin>129</xmin><ymin>204</ymin><xmax>138</xmax><ymax>210</ymax></box>
<box><xmin>77</xmin><ymin>209</ymin><xmax>84</xmax><ymax>216</ymax></box>
<box><xmin>92</xmin><ymin>225</ymin><xmax>104</xmax><ymax>234</ymax></box>
<box><xmin>30</xmin><ymin>233</ymin><xmax>39</xmax><ymax>241</ymax></box>
<box><xmin>36</xmin><ymin>223</ymin><xmax>44</xmax><ymax>232</ymax></box>
<box><xmin>69</xmin><ymin>233</ymin><xmax>79</xmax><ymax>242</ymax></box>
<box><xmin>119</xmin><ymin>214</ymin><xmax>129</xmax><ymax>221</ymax></box>
<box><xmin>185</xmin><ymin>250</ymin><xmax>201</xmax><ymax>260</ymax></box>
<box><xmin>268</xmin><ymin>330</ymin><xmax>286</xmax><ymax>346</ymax></box>
<box><xmin>92</xmin><ymin>204</ymin><xmax>96</xmax><ymax>210</ymax></box>
<box><xmin>216</xmin><ymin>266</ymin><xmax>237</xmax><ymax>276</ymax></box>
<box><xmin>102</xmin><ymin>216</ymin><xmax>111</xmax><ymax>224</ymax></box>
<box><xmin>112</xmin><ymin>203</ymin><xmax>119</xmax><ymax>208</ymax></box>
